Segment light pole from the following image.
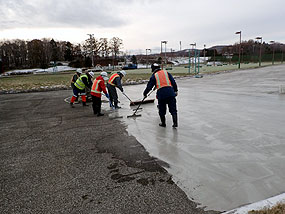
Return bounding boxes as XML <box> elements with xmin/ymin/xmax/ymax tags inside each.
<box><xmin>270</xmin><ymin>40</ymin><xmax>275</xmax><ymax>65</ymax></box>
<box><xmin>146</xmin><ymin>48</ymin><xmax>151</xmax><ymax>68</ymax></box>
<box><xmin>281</xmin><ymin>44</ymin><xmax>284</xmax><ymax>64</ymax></box>
<box><xmin>190</xmin><ymin>43</ymin><xmax>196</xmax><ymax>68</ymax></box>
<box><xmin>170</xmin><ymin>48</ymin><xmax>175</xmax><ymax>68</ymax></box>
<box><xmin>235</xmin><ymin>31</ymin><xmax>242</xmax><ymax>69</ymax></box>
<box><xmin>256</xmin><ymin>37</ymin><xmax>262</xmax><ymax>67</ymax></box>
<box><xmin>203</xmin><ymin>44</ymin><xmax>206</xmax><ymax>64</ymax></box>
<box><xmin>161</xmin><ymin>41</ymin><xmax>167</xmax><ymax>68</ymax></box>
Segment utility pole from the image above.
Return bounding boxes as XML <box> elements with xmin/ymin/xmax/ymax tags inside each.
<box><xmin>87</xmin><ymin>33</ymin><xmax>94</xmax><ymax>67</ymax></box>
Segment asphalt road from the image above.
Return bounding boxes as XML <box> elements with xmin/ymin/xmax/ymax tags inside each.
<box><xmin>0</xmin><ymin>90</ymin><xmax>218</xmax><ymax>214</ymax></box>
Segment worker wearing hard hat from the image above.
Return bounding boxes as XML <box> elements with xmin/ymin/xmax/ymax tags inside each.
<box><xmin>143</xmin><ymin>63</ymin><xmax>178</xmax><ymax>128</ymax></box>
<box><xmin>70</xmin><ymin>71</ymin><xmax>94</xmax><ymax>107</ymax></box>
<box><xmin>91</xmin><ymin>72</ymin><xmax>109</xmax><ymax>116</ymax></box>
<box><xmin>107</xmin><ymin>70</ymin><xmax>126</xmax><ymax>109</ymax></box>
<box><xmin>71</xmin><ymin>68</ymin><xmax>82</xmax><ymax>89</ymax></box>
<box><xmin>71</xmin><ymin>69</ymin><xmax>82</xmax><ymax>102</ymax></box>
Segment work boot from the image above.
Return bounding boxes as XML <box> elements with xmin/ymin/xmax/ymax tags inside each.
<box><xmin>82</xmin><ymin>102</ymin><xmax>88</xmax><ymax>107</ymax></box>
<box><xmin>172</xmin><ymin>114</ymin><xmax>178</xmax><ymax>128</ymax></box>
<box><xmin>114</xmin><ymin>102</ymin><xmax>121</xmax><ymax>109</ymax></box>
<box><xmin>159</xmin><ymin>115</ymin><xmax>166</xmax><ymax>127</ymax></box>
<box><xmin>70</xmin><ymin>102</ymin><xmax>75</xmax><ymax>108</ymax></box>
<box><xmin>97</xmin><ymin>113</ymin><xmax>104</xmax><ymax>117</ymax></box>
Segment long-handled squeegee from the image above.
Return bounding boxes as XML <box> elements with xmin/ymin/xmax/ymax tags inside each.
<box><xmin>122</xmin><ymin>92</ymin><xmax>135</xmax><ymax>106</ymax></box>
<box><xmin>127</xmin><ymin>90</ymin><xmax>154</xmax><ymax>118</ymax></box>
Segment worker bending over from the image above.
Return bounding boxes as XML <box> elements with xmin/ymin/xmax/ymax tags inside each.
<box><xmin>143</xmin><ymin>63</ymin><xmax>178</xmax><ymax>128</ymax></box>
<box><xmin>107</xmin><ymin>70</ymin><xmax>126</xmax><ymax>109</ymax></box>
<box><xmin>91</xmin><ymin>72</ymin><xmax>109</xmax><ymax>116</ymax></box>
<box><xmin>70</xmin><ymin>71</ymin><xmax>94</xmax><ymax>107</ymax></box>
<box><xmin>71</xmin><ymin>68</ymin><xmax>82</xmax><ymax>89</ymax></box>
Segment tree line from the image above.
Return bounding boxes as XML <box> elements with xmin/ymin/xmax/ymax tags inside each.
<box><xmin>0</xmin><ymin>36</ymin><xmax>123</xmax><ymax>73</ymax></box>
<box><xmin>220</xmin><ymin>40</ymin><xmax>284</xmax><ymax>63</ymax></box>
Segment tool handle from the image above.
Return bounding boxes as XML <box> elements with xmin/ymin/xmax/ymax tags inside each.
<box><xmin>103</xmin><ymin>93</ymin><xmax>115</xmax><ymax>109</ymax></box>
<box><xmin>133</xmin><ymin>89</ymin><xmax>155</xmax><ymax>115</ymax></box>
<box><xmin>122</xmin><ymin>91</ymin><xmax>134</xmax><ymax>104</ymax></box>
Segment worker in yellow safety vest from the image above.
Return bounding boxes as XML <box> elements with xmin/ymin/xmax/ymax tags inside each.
<box><xmin>143</xmin><ymin>63</ymin><xmax>178</xmax><ymax>128</ymax></box>
<box><xmin>70</xmin><ymin>71</ymin><xmax>94</xmax><ymax>107</ymax></box>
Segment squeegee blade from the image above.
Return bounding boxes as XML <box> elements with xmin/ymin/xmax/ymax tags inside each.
<box><xmin>127</xmin><ymin>114</ymin><xmax>142</xmax><ymax>118</ymax></box>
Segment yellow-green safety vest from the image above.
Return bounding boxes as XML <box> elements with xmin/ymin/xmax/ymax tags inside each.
<box><xmin>74</xmin><ymin>74</ymin><xmax>88</xmax><ymax>90</ymax></box>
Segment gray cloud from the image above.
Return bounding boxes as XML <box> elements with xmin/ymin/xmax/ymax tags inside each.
<box><xmin>0</xmin><ymin>0</ymin><xmax>131</xmax><ymax>29</ymax></box>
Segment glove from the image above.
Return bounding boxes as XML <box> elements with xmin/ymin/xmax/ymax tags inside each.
<box><xmin>105</xmin><ymin>93</ymin><xmax>109</xmax><ymax>99</ymax></box>
<box><xmin>175</xmin><ymin>92</ymin><xmax>178</xmax><ymax>96</ymax></box>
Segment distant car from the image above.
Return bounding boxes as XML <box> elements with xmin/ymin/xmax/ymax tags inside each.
<box><xmin>122</xmin><ymin>64</ymin><xmax>137</xmax><ymax>70</ymax></box>
<box><xmin>88</xmin><ymin>64</ymin><xmax>103</xmax><ymax>72</ymax></box>
<box><xmin>207</xmin><ymin>61</ymin><xmax>223</xmax><ymax>66</ymax></box>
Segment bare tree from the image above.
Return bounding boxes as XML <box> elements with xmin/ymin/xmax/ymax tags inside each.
<box><xmin>99</xmin><ymin>38</ymin><xmax>110</xmax><ymax>58</ymax></box>
<box><xmin>109</xmin><ymin>37</ymin><xmax>123</xmax><ymax>59</ymax></box>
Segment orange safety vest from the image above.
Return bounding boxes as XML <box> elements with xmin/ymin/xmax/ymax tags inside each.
<box><xmin>108</xmin><ymin>73</ymin><xmax>119</xmax><ymax>86</ymax></box>
<box><xmin>154</xmin><ymin>70</ymin><xmax>172</xmax><ymax>89</ymax></box>
<box><xmin>91</xmin><ymin>79</ymin><xmax>102</xmax><ymax>95</ymax></box>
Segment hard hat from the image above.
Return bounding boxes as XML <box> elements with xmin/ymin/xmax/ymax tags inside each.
<box><xmin>88</xmin><ymin>71</ymin><xmax>94</xmax><ymax>78</ymax></box>
<box><xmin>119</xmin><ymin>70</ymin><xmax>126</xmax><ymax>77</ymax></box>
<box><xmin>151</xmin><ymin>63</ymin><xmax>160</xmax><ymax>72</ymax></box>
<box><xmin>76</xmin><ymin>68</ymin><xmax>82</xmax><ymax>74</ymax></box>
<box><xmin>100</xmin><ymin>71</ymin><xmax>109</xmax><ymax>80</ymax></box>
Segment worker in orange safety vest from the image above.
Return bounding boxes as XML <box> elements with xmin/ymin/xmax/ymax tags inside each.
<box><xmin>90</xmin><ymin>72</ymin><xmax>109</xmax><ymax>116</ymax></box>
<box><xmin>143</xmin><ymin>63</ymin><xmax>178</xmax><ymax>128</ymax></box>
<box><xmin>107</xmin><ymin>70</ymin><xmax>126</xmax><ymax>109</ymax></box>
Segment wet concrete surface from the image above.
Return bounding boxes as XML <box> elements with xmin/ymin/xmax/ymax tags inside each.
<box><xmin>112</xmin><ymin>64</ymin><xmax>285</xmax><ymax>211</ymax></box>
<box><xmin>0</xmin><ymin>90</ymin><xmax>217</xmax><ymax>213</ymax></box>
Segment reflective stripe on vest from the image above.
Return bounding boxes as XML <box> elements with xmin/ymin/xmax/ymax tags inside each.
<box><xmin>154</xmin><ymin>70</ymin><xmax>172</xmax><ymax>89</ymax></box>
<box><xmin>108</xmin><ymin>73</ymin><xmax>119</xmax><ymax>86</ymax></box>
<box><xmin>91</xmin><ymin>79</ymin><xmax>102</xmax><ymax>94</ymax></box>
<box><xmin>74</xmin><ymin>74</ymin><xmax>87</xmax><ymax>90</ymax></box>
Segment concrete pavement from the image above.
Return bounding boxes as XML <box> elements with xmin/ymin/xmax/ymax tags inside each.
<box><xmin>112</xmin><ymin>64</ymin><xmax>285</xmax><ymax>211</ymax></box>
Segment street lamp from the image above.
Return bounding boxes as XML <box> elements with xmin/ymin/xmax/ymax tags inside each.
<box><xmin>161</xmin><ymin>41</ymin><xmax>167</xmax><ymax>68</ymax></box>
<box><xmin>235</xmin><ymin>31</ymin><xmax>242</xmax><ymax>69</ymax></box>
<box><xmin>203</xmin><ymin>44</ymin><xmax>206</xmax><ymax>64</ymax></box>
<box><xmin>270</xmin><ymin>40</ymin><xmax>275</xmax><ymax>65</ymax></box>
<box><xmin>170</xmin><ymin>48</ymin><xmax>175</xmax><ymax>68</ymax></box>
<box><xmin>255</xmin><ymin>37</ymin><xmax>262</xmax><ymax>67</ymax></box>
<box><xmin>190</xmin><ymin>43</ymin><xmax>196</xmax><ymax>68</ymax></box>
<box><xmin>281</xmin><ymin>44</ymin><xmax>284</xmax><ymax>64</ymax></box>
<box><xmin>146</xmin><ymin>48</ymin><xmax>151</xmax><ymax>68</ymax></box>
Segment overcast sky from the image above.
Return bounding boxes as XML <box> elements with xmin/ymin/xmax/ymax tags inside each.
<box><xmin>1</xmin><ymin>0</ymin><xmax>285</xmax><ymax>54</ymax></box>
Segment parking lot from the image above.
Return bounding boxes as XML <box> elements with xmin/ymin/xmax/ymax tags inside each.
<box><xmin>112</xmin><ymin>64</ymin><xmax>285</xmax><ymax>211</ymax></box>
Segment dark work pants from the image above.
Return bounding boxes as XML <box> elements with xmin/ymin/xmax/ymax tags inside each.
<box><xmin>158</xmin><ymin>96</ymin><xmax>177</xmax><ymax>116</ymax></box>
<box><xmin>92</xmin><ymin>96</ymin><xmax>102</xmax><ymax>115</ymax></box>
<box><xmin>107</xmin><ymin>84</ymin><xmax>118</xmax><ymax>106</ymax></box>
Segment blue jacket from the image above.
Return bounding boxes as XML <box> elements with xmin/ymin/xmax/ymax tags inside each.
<box><xmin>143</xmin><ymin>70</ymin><xmax>178</xmax><ymax>100</ymax></box>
